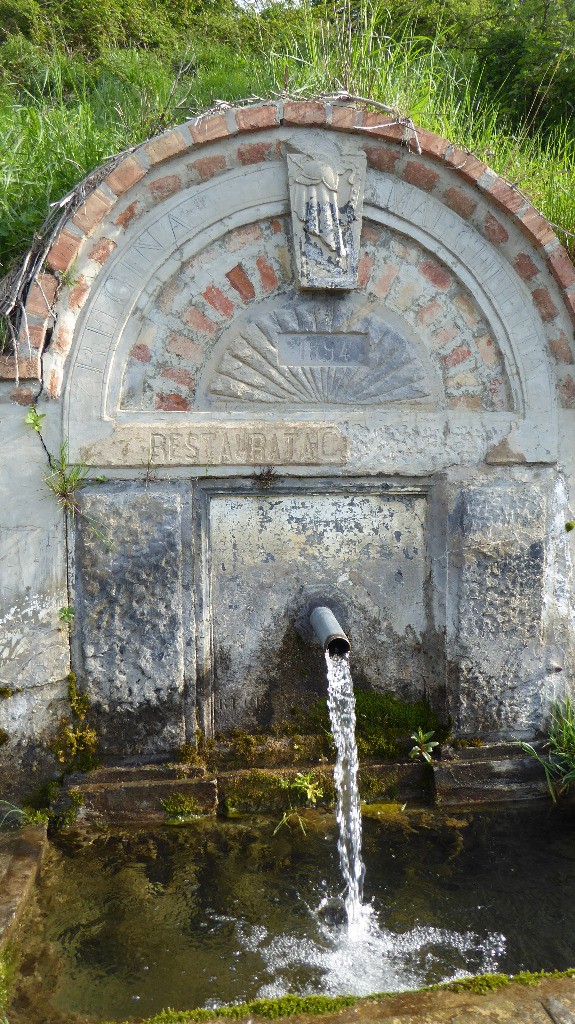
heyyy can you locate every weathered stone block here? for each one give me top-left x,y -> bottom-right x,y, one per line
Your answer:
448,481 -> 553,736
74,485 -> 188,759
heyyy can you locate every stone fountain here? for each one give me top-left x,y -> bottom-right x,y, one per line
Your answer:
0,101 -> 574,799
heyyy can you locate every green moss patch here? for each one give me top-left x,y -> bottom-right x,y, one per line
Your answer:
0,946 -> 17,1015
104,993 -> 359,1024
306,689 -> 446,761
102,967 -> 575,1024
161,793 -> 203,823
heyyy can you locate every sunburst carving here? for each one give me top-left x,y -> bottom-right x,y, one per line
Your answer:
203,300 -> 432,406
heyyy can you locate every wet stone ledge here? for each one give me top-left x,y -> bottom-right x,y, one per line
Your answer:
0,826 -> 47,951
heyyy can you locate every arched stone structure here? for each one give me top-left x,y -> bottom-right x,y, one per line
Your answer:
1,101 -> 575,782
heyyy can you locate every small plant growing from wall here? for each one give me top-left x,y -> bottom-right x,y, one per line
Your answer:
274,771 -> 324,835
521,697 -> 575,801
409,727 -> 439,764
24,407 -> 108,538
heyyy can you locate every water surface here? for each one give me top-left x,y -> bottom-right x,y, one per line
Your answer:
9,803 -> 575,1023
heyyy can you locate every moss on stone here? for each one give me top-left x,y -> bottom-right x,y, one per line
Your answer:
219,767 -> 335,814
0,945 -> 16,1014
0,728 -> 8,746
101,967 -> 575,1024
0,687 -> 19,699
305,689 -> 446,761
437,972 -> 511,994
178,742 -> 207,770
358,768 -> 399,802
103,993 -> 360,1023
161,792 -> 203,822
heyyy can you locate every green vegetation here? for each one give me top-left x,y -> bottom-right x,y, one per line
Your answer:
0,797 -> 50,828
307,688 -> 444,760
104,993 -> 360,1024
161,792 -> 203,822
45,442 -> 90,519
50,671 -> 98,772
102,967 -> 575,1023
219,766 -> 335,816
0,946 -> 16,1016
0,0 -> 574,285
274,770 -> 325,834
521,696 -> 575,801
409,727 -> 439,763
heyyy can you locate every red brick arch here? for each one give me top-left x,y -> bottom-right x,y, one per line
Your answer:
5,99 -> 575,408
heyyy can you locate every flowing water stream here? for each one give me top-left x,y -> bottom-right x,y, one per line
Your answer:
324,651 -> 367,933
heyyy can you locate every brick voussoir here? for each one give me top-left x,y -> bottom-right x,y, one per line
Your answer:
329,105 -> 362,130
72,188 -> 115,234
234,104 -> 280,132
416,128 -> 451,159
105,154 -> 147,197
188,113 -> 231,145
283,100 -> 327,126
547,246 -> 575,290
145,129 -> 189,166
46,227 -> 85,273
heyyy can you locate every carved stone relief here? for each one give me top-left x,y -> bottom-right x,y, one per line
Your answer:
200,299 -> 433,407
287,147 -> 366,289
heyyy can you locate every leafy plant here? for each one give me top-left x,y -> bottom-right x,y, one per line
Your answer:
280,771 -> 323,806
0,800 -> 26,829
409,726 -> 439,764
23,405 -> 45,432
521,697 -> 575,802
58,605 -> 74,623
0,799 -> 48,829
45,441 -> 89,518
274,771 -> 324,835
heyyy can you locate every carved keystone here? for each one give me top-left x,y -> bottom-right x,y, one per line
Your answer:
287,146 -> 366,290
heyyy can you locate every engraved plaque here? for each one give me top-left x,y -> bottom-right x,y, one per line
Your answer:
277,332 -> 369,367
79,423 -> 349,467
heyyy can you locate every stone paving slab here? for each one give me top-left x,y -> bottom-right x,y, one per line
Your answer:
291,979 -> 575,1024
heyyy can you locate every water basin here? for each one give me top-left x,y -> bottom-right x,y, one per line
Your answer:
7,803 -> 575,1023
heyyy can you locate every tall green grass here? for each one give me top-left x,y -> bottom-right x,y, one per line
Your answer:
262,1 -> 575,251
0,38 -> 271,273
0,0 -> 574,276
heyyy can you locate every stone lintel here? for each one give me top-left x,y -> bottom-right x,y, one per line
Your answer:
79,422 -> 349,467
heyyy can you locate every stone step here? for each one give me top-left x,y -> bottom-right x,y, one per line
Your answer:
442,741 -> 545,761
433,754 -> 549,805
61,773 -> 218,825
70,764 -> 206,786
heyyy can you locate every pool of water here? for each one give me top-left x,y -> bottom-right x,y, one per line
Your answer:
8,803 -> 575,1023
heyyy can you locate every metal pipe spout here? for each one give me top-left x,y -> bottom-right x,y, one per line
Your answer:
310,606 -> 350,657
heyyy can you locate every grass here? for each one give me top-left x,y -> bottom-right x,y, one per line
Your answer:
262,1 -> 575,250
0,0 -> 574,280
0,37 -> 271,275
